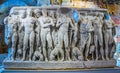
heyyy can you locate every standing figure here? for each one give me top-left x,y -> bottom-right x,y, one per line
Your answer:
4,16 -> 13,60
17,10 -> 26,60
93,13 -> 105,60
11,17 -> 19,60
34,9 -> 42,49
4,10 -> 19,60
49,11 -> 58,47
79,17 -> 94,61
70,20 -> 78,47
104,18 -> 114,60
38,9 -> 54,61
20,9 -> 36,61
56,14 -> 74,61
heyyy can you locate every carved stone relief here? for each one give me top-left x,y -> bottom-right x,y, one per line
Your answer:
3,7 -> 116,69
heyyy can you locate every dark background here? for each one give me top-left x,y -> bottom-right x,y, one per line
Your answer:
0,0 -> 5,4
0,0 -> 8,54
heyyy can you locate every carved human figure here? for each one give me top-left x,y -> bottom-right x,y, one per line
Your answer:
50,44 -> 64,61
93,13 -> 105,60
17,10 -> 26,59
33,47 -> 43,61
72,47 -> 83,61
34,9 -> 42,49
104,17 -> 114,60
86,15 -> 96,45
86,17 -> 95,60
48,11 -> 56,28
4,10 -> 19,60
38,9 -> 54,61
56,14 -> 74,61
79,16 -> 94,61
70,20 -> 78,47
4,16 -> 13,60
11,18 -> 19,60
20,9 -> 36,61
4,16 -> 12,47
49,11 -> 58,47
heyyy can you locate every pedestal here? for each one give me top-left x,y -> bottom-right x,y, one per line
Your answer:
4,59 -> 116,70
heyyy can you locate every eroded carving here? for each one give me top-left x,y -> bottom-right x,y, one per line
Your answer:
4,7 -> 116,63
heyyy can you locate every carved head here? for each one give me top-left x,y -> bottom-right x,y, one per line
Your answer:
9,8 -> 14,15
9,9 -> 18,17
19,10 -> 26,18
49,11 -> 55,18
26,8 -> 33,16
34,9 -> 41,18
42,9 -> 47,17
98,12 -> 104,19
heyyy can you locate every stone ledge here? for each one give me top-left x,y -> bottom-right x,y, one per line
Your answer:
2,68 -> 120,73
4,59 -> 116,70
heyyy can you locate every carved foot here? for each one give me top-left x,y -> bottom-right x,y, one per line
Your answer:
10,58 -> 14,61
59,58 -> 64,61
21,58 -> 25,61
85,57 -> 90,61
59,60 -> 64,62
95,57 -> 99,61
102,57 -> 105,60
106,57 -> 110,60
66,58 -> 71,61
68,57 -> 72,61
45,58 -> 48,62
29,59 -> 32,61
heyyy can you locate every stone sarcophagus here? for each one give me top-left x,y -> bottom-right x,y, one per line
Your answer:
3,6 -> 116,70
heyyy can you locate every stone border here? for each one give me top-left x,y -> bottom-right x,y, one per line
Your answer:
11,6 -> 108,12
4,6 -> 113,70
4,60 -> 116,70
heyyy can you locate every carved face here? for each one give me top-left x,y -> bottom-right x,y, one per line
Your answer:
19,11 -> 25,18
42,9 -> 47,17
36,13 -> 41,18
34,9 -> 41,18
26,9 -> 32,16
9,9 -> 18,16
49,11 -> 55,18
9,10 -> 18,17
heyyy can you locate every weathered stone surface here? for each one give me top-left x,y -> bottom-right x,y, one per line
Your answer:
4,59 -> 116,70
3,6 -> 116,70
